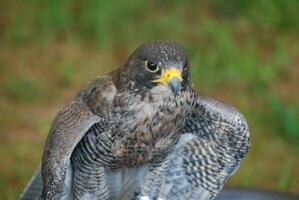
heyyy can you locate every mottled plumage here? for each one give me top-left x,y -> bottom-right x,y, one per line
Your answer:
20,41 -> 250,200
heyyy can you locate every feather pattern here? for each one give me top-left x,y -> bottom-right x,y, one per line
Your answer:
19,165 -> 43,200
158,92 -> 250,200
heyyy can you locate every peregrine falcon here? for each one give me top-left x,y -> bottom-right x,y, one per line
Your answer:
20,41 -> 250,200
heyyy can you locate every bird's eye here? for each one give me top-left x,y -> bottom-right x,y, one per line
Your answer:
145,60 -> 159,73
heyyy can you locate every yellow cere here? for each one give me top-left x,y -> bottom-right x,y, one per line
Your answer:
152,67 -> 182,85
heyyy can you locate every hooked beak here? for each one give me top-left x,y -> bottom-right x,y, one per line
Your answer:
152,67 -> 182,96
168,76 -> 181,96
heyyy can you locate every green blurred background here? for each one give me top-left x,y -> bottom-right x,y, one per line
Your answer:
0,0 -> 299,199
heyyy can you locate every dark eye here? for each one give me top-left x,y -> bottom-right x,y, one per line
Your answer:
145,60 -> 159,73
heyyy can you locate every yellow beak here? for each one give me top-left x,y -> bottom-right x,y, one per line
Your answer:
152,67 -> 182,85
152,67 -> 182,95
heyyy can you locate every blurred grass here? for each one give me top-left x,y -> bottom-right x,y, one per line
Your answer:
0,0 -> 299,199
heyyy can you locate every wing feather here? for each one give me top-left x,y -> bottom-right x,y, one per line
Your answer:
41,101 -> 102,199
19,165 -> 43,200
160,92 -> 250,200
20,74 -> 117,199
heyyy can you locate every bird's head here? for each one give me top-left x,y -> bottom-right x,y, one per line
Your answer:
123,41 -> 190,96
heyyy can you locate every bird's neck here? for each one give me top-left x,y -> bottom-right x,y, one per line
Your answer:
111,67 -> 132,90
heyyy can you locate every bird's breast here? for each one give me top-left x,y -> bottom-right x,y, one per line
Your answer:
109,91 -> 192,166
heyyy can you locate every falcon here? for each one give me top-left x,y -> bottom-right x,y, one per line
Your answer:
20,41 -> 250,200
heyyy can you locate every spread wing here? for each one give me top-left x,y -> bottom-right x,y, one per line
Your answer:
40,101 -> 102,199
160,92 -> 250,200
20,102 -> 102,200
19,74 -> 116,200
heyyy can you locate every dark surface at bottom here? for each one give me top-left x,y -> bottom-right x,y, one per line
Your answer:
216,188 -> 299,200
